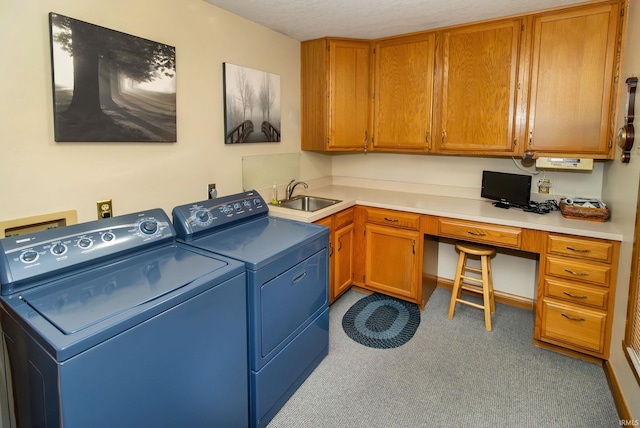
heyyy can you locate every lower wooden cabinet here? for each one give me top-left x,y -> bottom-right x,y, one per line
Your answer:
535,233 -> 618,359
361,208 -> 423,306
315,208 -> 354,303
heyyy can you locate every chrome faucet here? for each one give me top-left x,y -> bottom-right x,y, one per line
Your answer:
286,179 -> 308,200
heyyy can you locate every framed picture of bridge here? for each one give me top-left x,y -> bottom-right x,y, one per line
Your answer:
49,13 -> 176,142
223,63 -> 281,144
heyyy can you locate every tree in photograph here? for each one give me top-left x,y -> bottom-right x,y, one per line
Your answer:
50,13 -> 175,121
259,73 -> 276,122
234,67 -> 255,122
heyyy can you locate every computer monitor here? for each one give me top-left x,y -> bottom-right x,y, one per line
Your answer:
481,170 -> 532,209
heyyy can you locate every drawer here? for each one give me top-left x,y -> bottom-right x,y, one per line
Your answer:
366,208 -> 420,230
544,278 -> 609,310
545,256 -> 610,287
334,208 -> 354,230
540,299 -> 606,354
438,218 -> 521,248
547,234 -> 613,263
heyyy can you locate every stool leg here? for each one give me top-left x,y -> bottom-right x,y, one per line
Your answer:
481,255 -> 492,331
448,250 -> 466,319
487,257 -> 495,313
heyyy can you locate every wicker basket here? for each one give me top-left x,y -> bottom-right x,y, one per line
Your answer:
559,200 -> 610,222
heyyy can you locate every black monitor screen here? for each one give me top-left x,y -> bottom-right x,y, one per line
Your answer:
481,171 -> 532,208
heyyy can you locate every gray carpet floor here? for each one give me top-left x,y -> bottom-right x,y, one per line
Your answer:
267,287 -> 619,428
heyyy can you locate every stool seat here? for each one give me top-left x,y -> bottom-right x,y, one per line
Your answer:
448,242 -> 496,331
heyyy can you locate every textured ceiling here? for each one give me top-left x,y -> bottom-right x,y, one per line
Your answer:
202,0 -> 589,41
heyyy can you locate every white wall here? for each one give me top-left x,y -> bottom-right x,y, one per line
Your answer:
0,0 -> 330,225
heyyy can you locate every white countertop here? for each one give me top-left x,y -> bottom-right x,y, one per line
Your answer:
267,185 -> 623,241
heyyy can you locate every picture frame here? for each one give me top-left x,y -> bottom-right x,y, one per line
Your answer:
223,63 -> 281,144
49,12 -> 177,142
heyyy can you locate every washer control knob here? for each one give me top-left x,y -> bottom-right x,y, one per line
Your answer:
51,243 -> 67,255
20,250 -> 39,263
78,238 -> 93,249
140,220 -> 158,235
102,232 -> 115,243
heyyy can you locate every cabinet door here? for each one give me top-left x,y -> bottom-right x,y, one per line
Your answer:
334,223 -> 354,300
364,223 -> 421,301
314,216 -> 335,302
435,19 -> 521,155
329,40 -> 371,150
301,38 -> 329,151
373,33 -> 435,152
526,3 -> 620,157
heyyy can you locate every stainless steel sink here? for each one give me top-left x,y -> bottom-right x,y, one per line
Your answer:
278,195 -> 341,212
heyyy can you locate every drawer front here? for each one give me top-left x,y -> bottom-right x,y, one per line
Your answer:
540,299 -> 606,354
545,256 -> 610,287
547,234 -> 613,263
438,218 -> 521,248
366,208 -> 420,230
334,208 -> 354,230
544,278 -> 608,310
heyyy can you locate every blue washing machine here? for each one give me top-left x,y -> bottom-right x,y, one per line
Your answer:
172,190 -> 329,428
0,209 -> 249,428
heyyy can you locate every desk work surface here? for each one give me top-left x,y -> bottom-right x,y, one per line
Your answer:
268,185 -> 623,241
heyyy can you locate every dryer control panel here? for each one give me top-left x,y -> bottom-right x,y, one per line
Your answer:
0,209 -> 175,295
172,190 -> 268,241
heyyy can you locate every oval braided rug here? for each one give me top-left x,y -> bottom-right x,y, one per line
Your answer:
342,293 -> 420,349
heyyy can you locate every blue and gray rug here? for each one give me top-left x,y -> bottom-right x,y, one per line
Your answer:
341,293 -> 420,349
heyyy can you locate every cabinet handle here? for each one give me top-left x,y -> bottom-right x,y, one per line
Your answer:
425,130 -> 430,148
561,313 -> 586,322
442,130 -> 447,144
528,130 -> 533,147
384,217 -> 399,223
337,237 -> 342,251
566,246 -> 591,253
412,240 -> 416,255
564,269 -> 589,277
562,291 -> 588,299
329,242 -> 334,257
467,230 -> 486,237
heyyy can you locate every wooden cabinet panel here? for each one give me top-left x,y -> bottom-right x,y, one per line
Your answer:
366,207 -> 421,230
525,3 -> 620,157
546,234 -> 614,263
334,222 -> 354,299
364,223 -> 421,300
434,19 -> 521,155
373,33 -> 435,152
330,40 -> 371,150
315,208 -> 355,303
540,299 -> 607,353
544,278 -> 609,310
437,218 -> 522,248
545,256 -> 611,287
301,38 -> 370,151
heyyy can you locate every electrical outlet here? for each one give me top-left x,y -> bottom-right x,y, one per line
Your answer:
208,183 -> 217,199
97,199 -> 113,219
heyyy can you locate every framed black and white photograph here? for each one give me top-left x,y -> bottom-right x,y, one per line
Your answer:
223,63 -> 281,144
49,13 -> 176,142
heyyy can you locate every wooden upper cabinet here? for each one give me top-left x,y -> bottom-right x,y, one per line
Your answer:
301,38 -> 370,152
433,19 -> 522,155
525,2 -> 621,158
372,33 -> 435,152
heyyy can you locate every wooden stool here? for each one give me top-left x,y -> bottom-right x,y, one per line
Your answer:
447,242 -> 496,331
